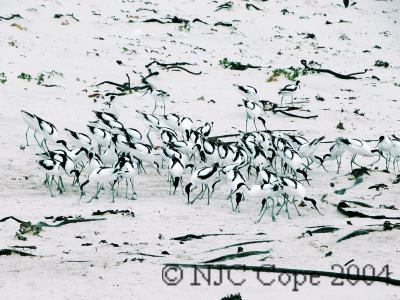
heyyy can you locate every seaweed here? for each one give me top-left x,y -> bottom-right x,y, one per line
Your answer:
171,233 -> 237,242
375,60 -> 389,68
337,200 -> 400,219
203,250 -> 271,263
219,58 -> 261,71
92,209 -> 135,218
204,240 -> 274,253
0,72 -> 7,84
301,59 -> 368,80
216,1 -> 233,11
0,249 -> 35,257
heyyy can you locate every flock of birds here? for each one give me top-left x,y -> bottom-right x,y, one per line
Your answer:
20,81 -> 400,222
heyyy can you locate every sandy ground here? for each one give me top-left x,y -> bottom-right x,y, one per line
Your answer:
0,0 -> 400,299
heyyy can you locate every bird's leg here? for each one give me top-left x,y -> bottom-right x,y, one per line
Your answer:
59,176 -> 66,191
269,198 -> 276,222
25,128 -> 30,146
280,95 -> 284,106
47,176 -> 54,197
245,117 -> 248,132
129,179 -> 137,199
111,183 -> 116,203
368,155 -> 381,167
285,196 -> 291,219
336,157 -> 341,174
53,176 -> 62,194
190,185 -> 204,204
43,174 -> 49,185
152,101 -> 157,114
350,154 -> 356,170
34,132 -> 41,148
253,118 -> 258,131
163,99 -> 166,115
257,198 -> 270,223
88,183 -> 101,202
146,130 -> 154,148
229,191 -> 235,211
276,199 -> 284,216
125,178 -> 129,198
140,161 -> 147,174
292,197 -> 301,216
207,186 -> 211,205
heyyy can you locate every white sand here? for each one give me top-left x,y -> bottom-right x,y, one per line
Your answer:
0,0 -> 399,299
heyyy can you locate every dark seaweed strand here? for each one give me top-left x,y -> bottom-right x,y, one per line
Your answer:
165,66 -> 202,75
203,240 -> 274,253
0,14 -> 22,20
165,263 -> 400,286
301,60 -> 368,80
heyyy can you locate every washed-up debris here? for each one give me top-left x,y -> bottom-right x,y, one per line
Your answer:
375,60 -> 389,68
299,226 -> 339,238
337,221 -> 400,242
301,59 -> 368,80
203,250 -> 271,263
246,4 -> 262,11
0,249 -> 35,257
54,13 -> 79,22
0,215 -> 106,238
0,14 -> 22,21
11,245 -> 37,250
334,177 -> 363,195
337,200 -> 400,219
350,167 -> 370,178
216,1 -> 233,11
368,183 -> 388,191
204,240 -> 274,253
171,233 -> 237,242
259,101 -> 318,119
165,263 -> 400,286
219,58 -> 261,71
119,251 -> 165,258
92,209 -> 135,218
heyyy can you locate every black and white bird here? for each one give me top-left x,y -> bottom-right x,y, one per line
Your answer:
87,125 -> 112,151
80,166 -> 122,202
185,163 -> 221,204
242,100 -> 266,132
234,84 -> 258,100
65,128 -> 92,149
275,177 -> 321,219
36,116 -> 59,149
278,80 -> 300,106
337,137 -> 381,169
168,156 -> 187,195
21,110 -> 40,146
149,88 -> 170,114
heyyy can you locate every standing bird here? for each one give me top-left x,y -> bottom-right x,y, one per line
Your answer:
338,138 -> 381,170
168,156 -> 186,195
242,100 -> 266,132
149,88 -> 170,114
185,163 -> 220,204
21,110 -> 40,146
80,166 -> 121,202
65,128 -> 92,149
233,84 -> 258,100
278,80 -> 300,106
